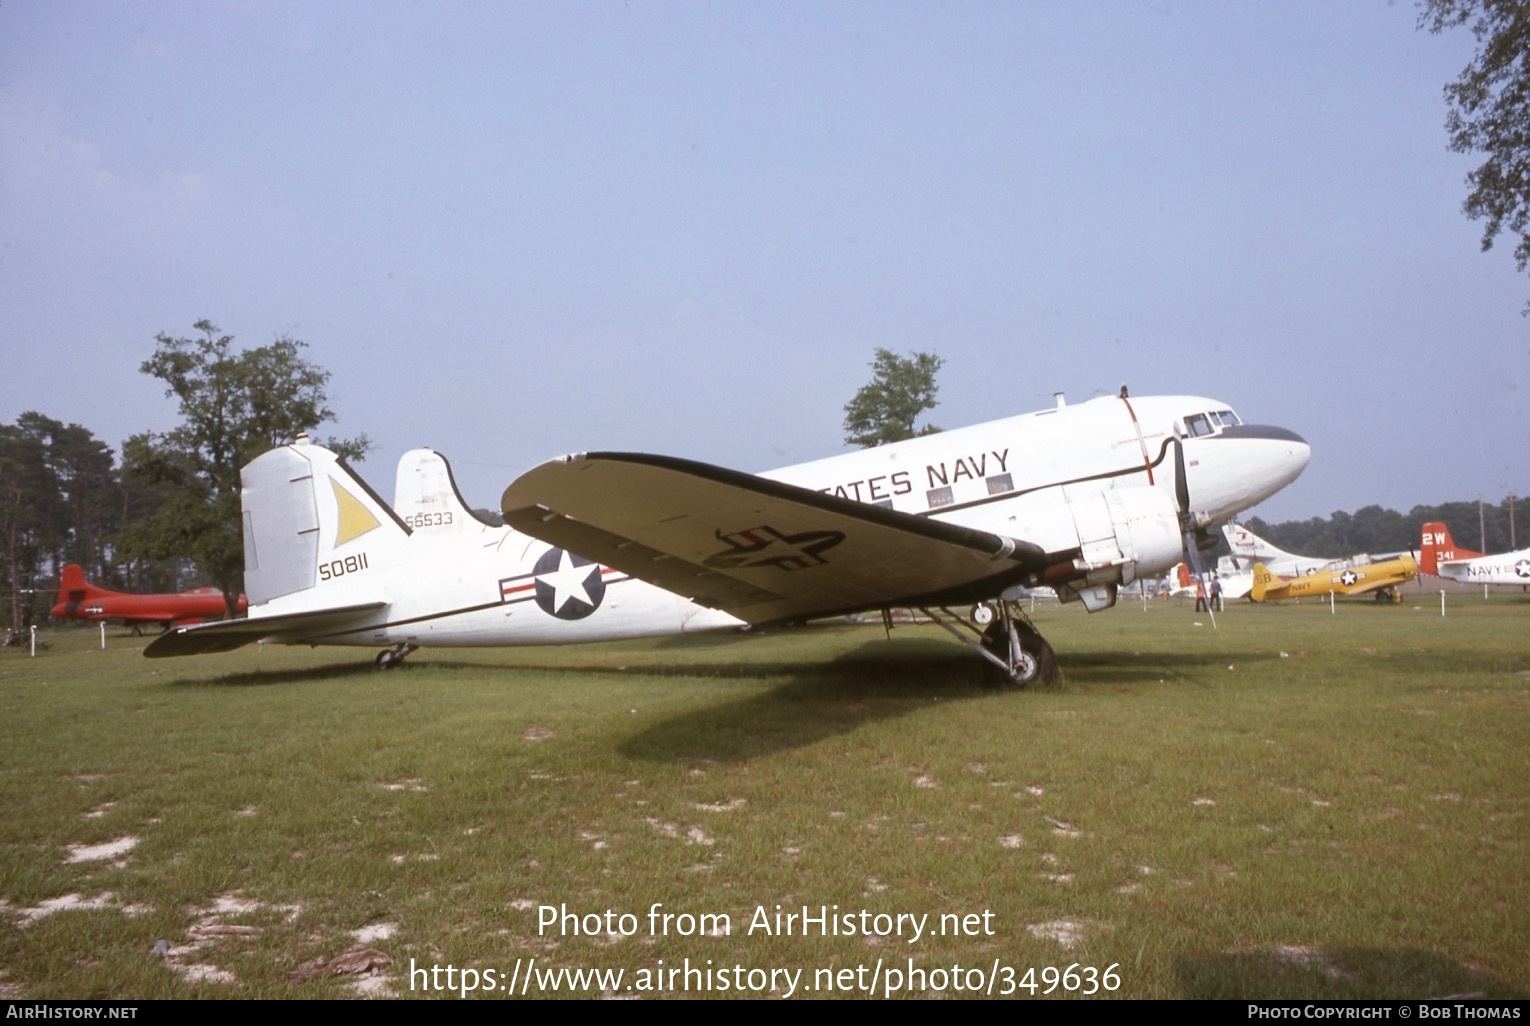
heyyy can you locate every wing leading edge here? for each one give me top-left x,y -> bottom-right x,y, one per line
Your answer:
501,452 -> 1049,625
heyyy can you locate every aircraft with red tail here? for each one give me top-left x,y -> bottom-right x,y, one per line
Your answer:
51,565 -> 246,632
1419,522 -> 1530,586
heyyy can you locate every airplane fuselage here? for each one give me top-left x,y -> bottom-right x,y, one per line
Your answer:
1251,553 -> 1419,602
52,565 -> 245,628
760,393 -> 1308,610
1436,555 -> 1530,585
220,442 -> 742,654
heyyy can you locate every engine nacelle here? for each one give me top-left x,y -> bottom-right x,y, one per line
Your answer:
1052,485 -> 1183,610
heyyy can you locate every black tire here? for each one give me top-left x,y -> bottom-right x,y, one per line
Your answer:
980,620 -> 1058,687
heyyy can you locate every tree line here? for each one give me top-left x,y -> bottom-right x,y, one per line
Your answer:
1242,496 -> 1524,562
0,322 -> 365,632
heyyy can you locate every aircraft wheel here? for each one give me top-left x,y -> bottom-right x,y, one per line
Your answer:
970,601 -> 997,627
981,620 -> 1057,687
1008,647 -> 1041,686
375,650 -> 396,670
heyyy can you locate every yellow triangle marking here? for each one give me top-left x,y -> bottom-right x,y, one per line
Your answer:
331,478 -> 380,546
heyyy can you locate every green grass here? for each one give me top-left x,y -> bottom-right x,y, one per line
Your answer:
1,593 -> 1526,999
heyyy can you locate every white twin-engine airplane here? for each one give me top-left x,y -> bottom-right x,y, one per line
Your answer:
148,391 -> 1309,683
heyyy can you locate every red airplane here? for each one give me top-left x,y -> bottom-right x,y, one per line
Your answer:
51,565 -> 247,633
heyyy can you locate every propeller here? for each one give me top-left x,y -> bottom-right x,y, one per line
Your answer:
1173,436 -> 1216,627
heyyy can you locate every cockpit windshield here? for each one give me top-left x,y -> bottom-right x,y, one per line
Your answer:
1181,408 -> 1242,437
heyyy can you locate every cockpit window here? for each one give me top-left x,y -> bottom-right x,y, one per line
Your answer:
1185,413 -> 1214,437
1211,409 -> 1241,427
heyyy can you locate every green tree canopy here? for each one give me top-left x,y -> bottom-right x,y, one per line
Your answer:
842,348 -> 944,448
122,321 -> 369,616
15,412 -> 122,583
0,424 -> 54,632
1245,492 -> 1524,557
1420,1 -> 1530,297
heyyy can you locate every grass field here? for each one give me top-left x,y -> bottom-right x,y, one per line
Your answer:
1,593 -> 1526,1000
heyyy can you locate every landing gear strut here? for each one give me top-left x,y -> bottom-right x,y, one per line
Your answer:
374,643 -> 418,670
921,601 -> 1058,686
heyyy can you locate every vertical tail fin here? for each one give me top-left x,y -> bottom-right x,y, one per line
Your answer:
241,437 -> 411,608
52,563 -> 110,618
392,448 -> 499,536
58,564 -> 100,598
1250,562 -> 1273,602
1419,521 -> 1482,576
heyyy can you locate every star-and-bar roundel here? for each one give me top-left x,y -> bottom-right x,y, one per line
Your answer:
531,547 -> 606,620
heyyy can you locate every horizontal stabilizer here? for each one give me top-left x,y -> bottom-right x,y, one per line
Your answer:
502,452 -> 1048,624
142,602 -> 387,658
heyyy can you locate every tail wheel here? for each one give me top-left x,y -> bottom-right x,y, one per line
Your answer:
374,643 -> 417,670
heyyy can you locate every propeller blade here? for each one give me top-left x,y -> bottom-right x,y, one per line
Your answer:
1173,435 -> 1191,517
1174,435 -> 1216,626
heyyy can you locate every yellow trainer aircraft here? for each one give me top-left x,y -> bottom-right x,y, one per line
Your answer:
1250,552 -> 1419,603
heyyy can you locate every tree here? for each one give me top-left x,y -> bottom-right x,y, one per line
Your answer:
1419,1 -> 1530,297
0,425 -> 54,633
122,321 -> 369,616
15,413 -> 122,583
842,349 -> 944,448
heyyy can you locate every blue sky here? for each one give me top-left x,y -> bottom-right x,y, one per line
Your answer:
2,1 -> 1524,524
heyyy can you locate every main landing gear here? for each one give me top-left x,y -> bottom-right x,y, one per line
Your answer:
920,601 -> 1058,687
374,643 -> 418,670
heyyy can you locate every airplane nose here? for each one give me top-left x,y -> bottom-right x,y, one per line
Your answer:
1189,424 -> 1310,518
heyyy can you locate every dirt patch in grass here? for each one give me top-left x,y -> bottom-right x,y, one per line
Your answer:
64,836 -> 137,863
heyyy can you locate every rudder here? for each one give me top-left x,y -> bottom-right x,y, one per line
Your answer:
392,448 -> 497,535
1418,521 -> 1481,576
242,437 -> 410,607
1250,562 -> 1274,602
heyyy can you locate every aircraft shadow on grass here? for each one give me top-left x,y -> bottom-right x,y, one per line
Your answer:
1059,648 -> 1288,687
621,657 -> 991,761
615,637 -> 994,763
1174,947 -> 1525,1000
164,661 -> 386,689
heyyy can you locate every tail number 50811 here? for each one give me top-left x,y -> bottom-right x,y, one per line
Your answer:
319,553 -> 370,581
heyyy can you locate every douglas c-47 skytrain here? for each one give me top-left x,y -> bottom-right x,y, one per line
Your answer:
149,390 -> 1310,683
